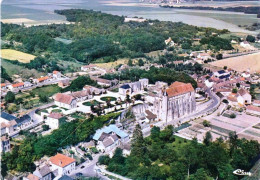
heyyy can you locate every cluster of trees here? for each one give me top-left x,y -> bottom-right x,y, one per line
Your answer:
200,36 -> 233,51
3,56 -> 61,73
62,75 -> 99,92
1,112 -> 120,176
1,9 -> 231,74
102,67 -> 197,88
246,35 -> 256,42
1,66 -> 12,82
99,125 -> 260,179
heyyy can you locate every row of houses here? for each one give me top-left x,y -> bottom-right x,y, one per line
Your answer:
0,112 -> 34,153
54,86 -> 105,109
1,112 -> 33,136
23,153 -> 76,180
1,71 -> 62,91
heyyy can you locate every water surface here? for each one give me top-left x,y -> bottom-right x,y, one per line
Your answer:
2,0 -> 259,34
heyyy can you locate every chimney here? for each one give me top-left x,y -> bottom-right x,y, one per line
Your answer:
59,160 -> 62,166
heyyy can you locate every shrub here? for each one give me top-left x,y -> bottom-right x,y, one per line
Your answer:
230,113 -> 236,119
202,120 -> 211,127
222,99 -> 228,104
98,155 -> 110,165
91,147 -> 99,154
42,125 -> 50,131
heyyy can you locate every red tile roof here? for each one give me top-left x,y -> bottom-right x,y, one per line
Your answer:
253,100 -> 260,104
247,105 -> 260,113
166,81 -> 194,97
238,89 -> 249,96
54,93 -> 75,105
53,71 -> 60,74
37,76 -> 49,82
50,153 -> 75,168
27,174 -> 39,180
12,82 -> 24,88
1,83 -> 6,87
48,112 -> 63,119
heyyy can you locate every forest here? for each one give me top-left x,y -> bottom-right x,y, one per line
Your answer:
1,9 -> 232,74
102,67 -> 198,88
99,125 -> 260,180
1,112 -> 120,176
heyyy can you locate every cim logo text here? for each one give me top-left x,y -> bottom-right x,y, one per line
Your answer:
233,169 -> 252,176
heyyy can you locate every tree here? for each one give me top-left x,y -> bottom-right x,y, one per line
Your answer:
189,168 -> 212,180
131,124 -> 145,157
98,155 -> 110,165
236,83 -> 240,88
229,131 -> 238,156
151,126 -> 160,141
5,91 -> 15,103
222,99 -> 228,104
203,131 -> 212,146
42,125 -> 49,131
246,35 -> 255,42
232,88 -> 237,93
112,148 -> 125,164
138,59 -> 144,66
7,104 -> 17,114
216,54 -> 223,60
29,91 -> 35,98
230,113 -> 236,119
39,94 -> 48,103
202,120 -> 211,127
223,66 -> 227,70
128,59 -> 133,66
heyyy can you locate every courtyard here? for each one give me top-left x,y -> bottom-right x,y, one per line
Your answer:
178,108 -> 260,143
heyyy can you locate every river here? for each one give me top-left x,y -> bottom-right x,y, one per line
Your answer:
1,0 -> 259,34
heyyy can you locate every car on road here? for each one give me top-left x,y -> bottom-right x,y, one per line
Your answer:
96,169 -> 105,176
76,173 -> 83,177
81,166 -> 85,169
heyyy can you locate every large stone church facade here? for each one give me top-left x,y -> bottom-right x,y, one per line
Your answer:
145,81 -> 196,123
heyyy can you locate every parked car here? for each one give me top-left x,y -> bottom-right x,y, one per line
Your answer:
76,173 -> 83,177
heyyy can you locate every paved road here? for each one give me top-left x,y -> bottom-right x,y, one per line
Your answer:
223,50 -> 260,59
70,154 -> 109,180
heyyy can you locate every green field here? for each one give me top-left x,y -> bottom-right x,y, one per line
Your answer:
31,85 -> 61,97
1,59 -> 44,79
1,49 -> 36,63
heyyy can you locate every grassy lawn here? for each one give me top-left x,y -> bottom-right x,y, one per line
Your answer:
31,84 -> 61,97
1,49 -> 36,63
51,109 -> 62,113
83,100 -> 102,106
2,59 -> 44,79
94,58 -> 128,69
100,96 -> 117,102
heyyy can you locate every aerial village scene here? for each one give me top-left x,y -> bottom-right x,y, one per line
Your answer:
1,0 -> 260,179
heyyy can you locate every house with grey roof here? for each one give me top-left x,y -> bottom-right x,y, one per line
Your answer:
15,114 -> 33,130
58,175 -> 74,180
24,165 -> 52,180
119,78 -> 148,96
1,112 -> 17,135
33,165 -> 52,180
93,124 -> 129,152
